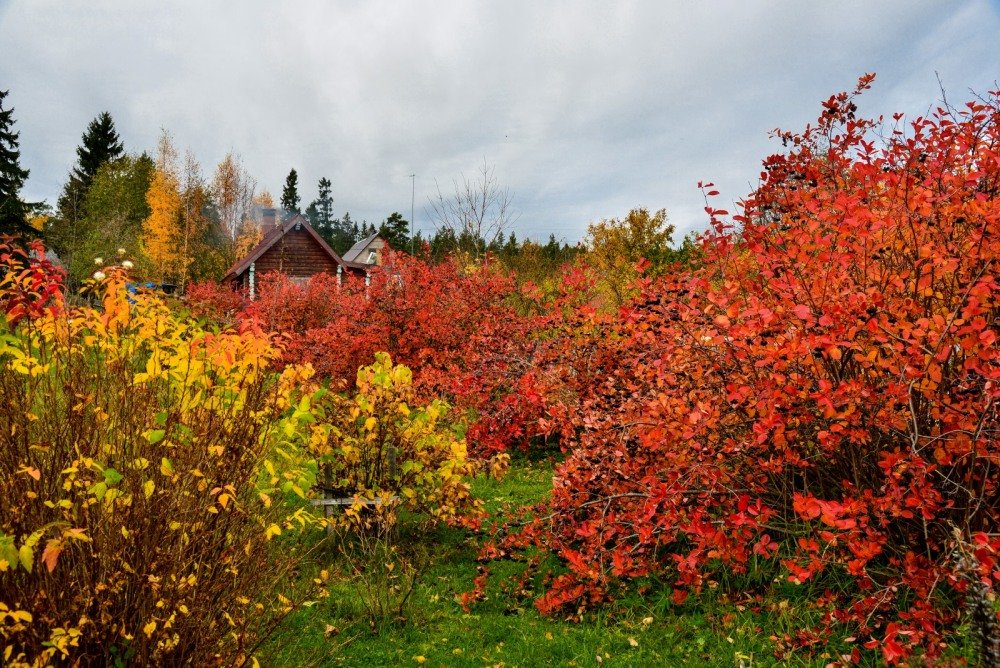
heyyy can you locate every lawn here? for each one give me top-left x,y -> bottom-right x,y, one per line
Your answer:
259,459 -> 941,667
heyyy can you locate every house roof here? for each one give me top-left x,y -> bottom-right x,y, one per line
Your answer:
342,232 -> 382,263
223,214 -> 363,280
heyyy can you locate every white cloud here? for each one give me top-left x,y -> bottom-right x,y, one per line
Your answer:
2,0 -> 998,243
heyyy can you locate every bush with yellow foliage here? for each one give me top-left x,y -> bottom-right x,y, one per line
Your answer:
0,240 -> 320,666
309,352 -> 481,527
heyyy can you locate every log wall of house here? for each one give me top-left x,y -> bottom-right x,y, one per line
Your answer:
253,227 -> 341,278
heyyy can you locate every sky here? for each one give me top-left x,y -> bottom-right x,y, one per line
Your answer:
2,0 -> 999,244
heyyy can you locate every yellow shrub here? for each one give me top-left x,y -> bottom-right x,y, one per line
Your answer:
0,264 -> 319,666
310,352 -> 481,525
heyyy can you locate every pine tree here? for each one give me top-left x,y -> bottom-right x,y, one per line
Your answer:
0,90 -> 34,238
281,168 -> 300,214
378,212 -> 410,251
58,153 -> 155,285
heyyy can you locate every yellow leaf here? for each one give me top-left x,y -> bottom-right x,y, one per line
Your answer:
18,545 -> 32,572
143,620 -> 157,637
144,480 -> 155,498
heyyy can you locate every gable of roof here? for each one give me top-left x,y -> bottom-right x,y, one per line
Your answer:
342,232 -> 382,263
223,214 -> 350,280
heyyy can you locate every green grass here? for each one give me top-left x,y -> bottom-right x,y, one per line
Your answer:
260,460 -> 972,667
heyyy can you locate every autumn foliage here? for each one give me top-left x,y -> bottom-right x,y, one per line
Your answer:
488,78 -> 1000,662
0,247 -> 321,665
307,352 -> 481,525
190,251 -> 548,456
10,75 -> 999,664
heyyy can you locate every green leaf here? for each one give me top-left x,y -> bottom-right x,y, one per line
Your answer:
0,535 -> 18,567
103,468 -> 123,486
145,429 -> 166,444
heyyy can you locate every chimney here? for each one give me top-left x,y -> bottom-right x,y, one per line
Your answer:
261,208 -> 277,228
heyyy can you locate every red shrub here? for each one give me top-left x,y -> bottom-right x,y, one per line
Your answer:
184,279 -> 247,324
0,238 -> 65,326
237,253 -> 547,454
506,77 -> 1000,663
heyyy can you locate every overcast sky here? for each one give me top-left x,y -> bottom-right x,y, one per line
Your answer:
2,1 -> 999,244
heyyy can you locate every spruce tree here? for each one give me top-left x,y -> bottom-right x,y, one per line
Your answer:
52,112 -> 125,255
0,89 -> 34,238
315,177 -> 333,228
281,168 -> 300,214
304,200 -> 320,227
305,176 -> 333,232
73,112 -> 124,190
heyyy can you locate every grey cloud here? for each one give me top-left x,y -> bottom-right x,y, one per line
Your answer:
2,0 -> 998,243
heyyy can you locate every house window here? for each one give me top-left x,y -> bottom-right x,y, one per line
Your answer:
366,249 -> 377,264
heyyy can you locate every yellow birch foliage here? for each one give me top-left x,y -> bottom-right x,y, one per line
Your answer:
253,189 -> 275,208
142,165 -> 183,283
235,218 -> 264,258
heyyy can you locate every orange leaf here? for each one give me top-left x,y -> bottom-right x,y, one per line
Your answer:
41,539 -> 63,573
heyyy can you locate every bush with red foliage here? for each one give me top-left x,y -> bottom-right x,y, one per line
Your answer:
500,77 -> 1000,663
0,238 -> 65,326
185,279 -> 248,325
228,253 -> 548,455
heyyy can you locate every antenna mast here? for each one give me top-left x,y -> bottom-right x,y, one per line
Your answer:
409,173 -> 416,254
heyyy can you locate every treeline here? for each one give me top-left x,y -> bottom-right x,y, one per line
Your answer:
36,112 -> 414,288
1,93 -> 693,297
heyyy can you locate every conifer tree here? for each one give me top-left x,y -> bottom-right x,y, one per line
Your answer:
0,89 -> 34,238
59,153 -> 154,284
281,168 -> 300,214
52,112 -> 125,256
73,112 -> 124,190
315,176 -> 333,228
378,212 -> 410,251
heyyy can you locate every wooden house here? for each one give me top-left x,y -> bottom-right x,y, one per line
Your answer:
222,212 -> 368,298
342,232 -> 388,266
